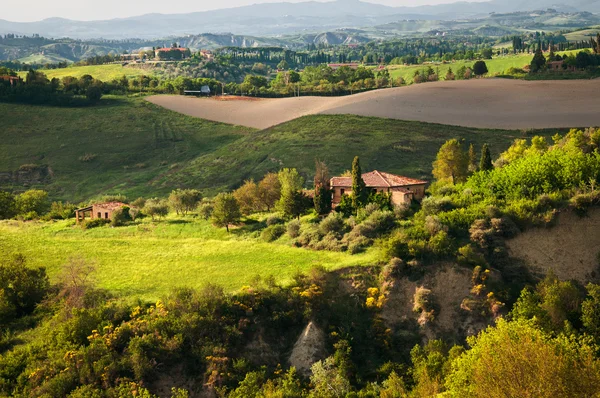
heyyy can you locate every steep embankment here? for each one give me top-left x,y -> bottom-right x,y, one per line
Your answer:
147,79 -> 600,130
507,209 -> 600,283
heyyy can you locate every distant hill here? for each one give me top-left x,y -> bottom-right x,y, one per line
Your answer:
0,32 -> 373,62
1,0 -> 599,40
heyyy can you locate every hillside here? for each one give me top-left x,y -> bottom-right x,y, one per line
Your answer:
2,0 -> 600,39
148,79 -> 600,130
0,96 -> 565,202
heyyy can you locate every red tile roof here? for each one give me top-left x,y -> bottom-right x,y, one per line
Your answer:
331,170 -> 427,188
93,201 -> 127,211
156,47 -> 188,52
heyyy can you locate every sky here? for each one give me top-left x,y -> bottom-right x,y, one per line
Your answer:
4,0 -> 485,22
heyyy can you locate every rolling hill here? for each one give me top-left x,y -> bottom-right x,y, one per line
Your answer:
1,0 -> 600,39
0,95 -> 564,202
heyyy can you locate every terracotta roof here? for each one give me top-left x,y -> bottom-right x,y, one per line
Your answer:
93,201 -> 127,210
156,47 -> 188,52
331,170 -> 427,188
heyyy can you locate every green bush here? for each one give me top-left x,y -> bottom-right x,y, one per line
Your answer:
261,224 -> 286,242
287,220 -> 301,238
266,215 -> 284,226
319,213 -> 347,237
45,201 -> 76,220
354,210 -> 396,238
82,218 -> 110,229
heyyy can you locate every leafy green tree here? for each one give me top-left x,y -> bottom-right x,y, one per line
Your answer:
582,283 -> 600,341
472,61 -> 488,77
143,198 -> 169,220
86,85 -> 102,103
0,191 -> 16,219
445,319 -> 600,397
310,357 -> 352,397
432,139 -> 469,184
277,60 -> 289,70
233,180 -> 260,215
530,46 -> 547,72
351,156 -> 368,210
479,144 -> 493,172
0,254 -> 50,322
314,160 -> 332,216
15,189 -> 49,217
211,193 -> 241,232
168,189 -> 202,216
277,168 -> 307,219
258,172 -> 281,211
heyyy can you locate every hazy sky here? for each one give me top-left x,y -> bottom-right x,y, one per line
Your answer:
4,0 -> 483,22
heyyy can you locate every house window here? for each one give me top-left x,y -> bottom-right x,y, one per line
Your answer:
97,212 -> 101,218
340,189 -> 345,196
105,212 -> 109,219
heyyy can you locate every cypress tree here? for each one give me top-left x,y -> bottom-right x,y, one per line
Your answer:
351,156 -> 367,210
468,143 -> 478,173
480,144 -> 493,172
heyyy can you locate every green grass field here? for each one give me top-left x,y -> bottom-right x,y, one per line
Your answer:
0,98 -> 252,202
18,64 -> 149,81
162,115 -> 560,193
387,54 -> 533,83
0,97 -> 561,201
565,27 -> 600,42
387,51 -> 582,83
0,217 -> 379,300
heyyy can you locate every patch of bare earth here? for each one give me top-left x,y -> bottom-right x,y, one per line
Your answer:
147,79 -> 600,129
381,265 -> 473,341
288,321 -> 326,376
507,208 -> 600,284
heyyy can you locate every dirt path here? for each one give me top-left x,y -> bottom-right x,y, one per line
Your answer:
147,79 -> 600,129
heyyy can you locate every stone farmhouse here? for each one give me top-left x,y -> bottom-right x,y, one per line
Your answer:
330,170 -> 427,207
75,202 -> 127,224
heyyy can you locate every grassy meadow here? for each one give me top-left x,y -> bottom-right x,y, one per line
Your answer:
18,64 -> 149,81
387,50 -> 583,83
163,114 -> 561,193
0,216 -> 379,301
0,97 -> 562,201
0,97 -> 252,202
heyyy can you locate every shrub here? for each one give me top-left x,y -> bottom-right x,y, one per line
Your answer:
16,189 -> 49,216
287,220 -> 301,238
46,201 -> 76,220
381,258 -> 405,280
356,203 -> 381,223
319,213 -> 346,237
266,215 -> 284,226
315,232 -> 347,252
143,198 -> 169,220
428,231 -> 455,258
413,286 -> 433,313
296,228 -> 322,248
261,224 -> 286,242
110,207 -> 131,227
347,235 -> 371,254
421,196 -> 454,215
198,201 -> 214,220
355,210 -> 396,238
82,218 -> 110,229
78,153 -> 97,162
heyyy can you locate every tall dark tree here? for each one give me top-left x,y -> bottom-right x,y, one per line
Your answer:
351,156 -> 368,210
468,143 -> 478,173
530,45 -> 546,73
473,61 -> 488,77
314,160 -> 332,216
480,144 -> 493,172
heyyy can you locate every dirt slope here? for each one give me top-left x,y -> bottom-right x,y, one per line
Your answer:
147,79 -> 600,129
507,209 -> 600,283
